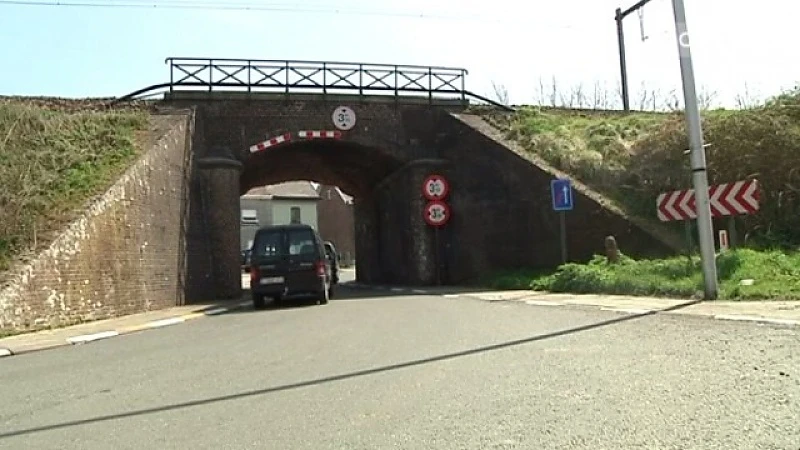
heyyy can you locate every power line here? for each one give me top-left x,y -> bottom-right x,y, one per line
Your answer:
0,0 -> 598,30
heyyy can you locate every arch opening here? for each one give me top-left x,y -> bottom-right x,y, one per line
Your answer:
237,140 -> 410,287
240,140 -> 404,199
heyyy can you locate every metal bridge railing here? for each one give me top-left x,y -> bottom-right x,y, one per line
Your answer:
164,57 -> 469,102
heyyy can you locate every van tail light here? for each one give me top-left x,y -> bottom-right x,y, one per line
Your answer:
315,260 -> 326,277
250,266 -> 259,282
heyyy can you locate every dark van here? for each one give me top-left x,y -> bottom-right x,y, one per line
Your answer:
249,224 -> 334,309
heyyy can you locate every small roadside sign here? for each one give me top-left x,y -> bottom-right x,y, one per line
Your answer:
423,200 -> 450,227
551,178 -> 574,211
422,174 -> 449,201
719,230 -> 729,252
332,106 -> 356,131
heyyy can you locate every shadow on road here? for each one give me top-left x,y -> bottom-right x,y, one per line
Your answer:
0,298 -> 702,440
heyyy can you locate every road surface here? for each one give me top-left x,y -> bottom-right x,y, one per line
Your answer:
1,276 -> 798,449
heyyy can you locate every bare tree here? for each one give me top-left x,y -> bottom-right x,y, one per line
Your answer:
571,84 -> 587,108
490,81 -> 510,106
549,76 -> 559,107
536,77 -> 547,106
637,82 -> 652,111
735,83 -> 761,109
663,89 -> 682,111
592,81 -> 611,109
696,86 -> 718,110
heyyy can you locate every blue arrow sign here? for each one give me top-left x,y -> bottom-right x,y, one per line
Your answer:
551,178 -> 574,211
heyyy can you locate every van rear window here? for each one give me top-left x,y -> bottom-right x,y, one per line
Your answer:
253,231 -> 282,257
288,229 -> 316,256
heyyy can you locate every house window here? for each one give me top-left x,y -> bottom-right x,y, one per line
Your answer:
241,209 -> 258,225
290,206 -> 301,224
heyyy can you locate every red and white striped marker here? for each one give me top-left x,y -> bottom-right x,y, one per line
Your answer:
656,179 -> 760,222
297,130 -> 342,139
719,230 -> 729,252
249,133 -> 292,153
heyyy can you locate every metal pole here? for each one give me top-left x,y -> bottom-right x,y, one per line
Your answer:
684,220 -> 694,256
559,211 -> 567,264
671,0 -> 718,300
615,8 -> 630,112
728,216 -> 738,249
434,226 -> 441,286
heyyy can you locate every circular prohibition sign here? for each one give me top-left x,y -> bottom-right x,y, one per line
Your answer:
422,174 -> 450,201
423,200 -> 451,227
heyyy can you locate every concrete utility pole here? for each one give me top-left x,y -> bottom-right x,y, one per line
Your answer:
670,0 -> 719,299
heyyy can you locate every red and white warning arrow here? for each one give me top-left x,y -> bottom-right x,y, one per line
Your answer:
656,179 -> 760,222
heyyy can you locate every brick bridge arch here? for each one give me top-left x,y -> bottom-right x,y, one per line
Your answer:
122,58 -> 677,303
175,96 -> 675,302
182,98 -> 467,300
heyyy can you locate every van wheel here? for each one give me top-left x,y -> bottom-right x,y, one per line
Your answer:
252,293 -> 266,310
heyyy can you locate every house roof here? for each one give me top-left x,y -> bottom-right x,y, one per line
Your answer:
312,183 -> 354,204
243,181 -> 320,199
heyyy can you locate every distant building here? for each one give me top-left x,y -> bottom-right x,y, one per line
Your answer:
240,181 -> 320,250
313,183 -> 356,266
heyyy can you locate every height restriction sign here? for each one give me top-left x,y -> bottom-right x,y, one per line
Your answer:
422,174 -> 449,201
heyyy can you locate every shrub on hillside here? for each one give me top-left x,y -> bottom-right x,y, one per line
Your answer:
625,97 -> 800,248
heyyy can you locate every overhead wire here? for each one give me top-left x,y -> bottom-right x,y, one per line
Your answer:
0,0 -> 603,30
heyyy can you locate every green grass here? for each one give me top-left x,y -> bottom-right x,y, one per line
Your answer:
0,100 -> 148,272
485,249 -> 800,301
477,87 -> 800,249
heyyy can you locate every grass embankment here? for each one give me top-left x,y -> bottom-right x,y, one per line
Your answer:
477,88 -> 800,300
485,249 -> 800,301
478,88 -> 800,250
0,99 -> 148,274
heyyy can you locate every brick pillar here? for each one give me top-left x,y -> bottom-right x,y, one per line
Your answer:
196,156 -> 243,300
373,159 -> 450,286
354,195 -> 380,284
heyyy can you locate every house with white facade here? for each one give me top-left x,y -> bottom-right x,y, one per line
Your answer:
240,181 -> 320,250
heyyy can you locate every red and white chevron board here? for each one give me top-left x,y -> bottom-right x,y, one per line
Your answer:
249,133 -> 292,153
656,179 -> 760,222
297,130 -> 342,139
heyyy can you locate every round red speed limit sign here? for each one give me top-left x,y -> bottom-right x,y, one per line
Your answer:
422,174 -> 449,201
423,200 -> 451,227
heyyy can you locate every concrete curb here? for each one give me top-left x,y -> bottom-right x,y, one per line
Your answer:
0,300 -> 253,358
346,282 -> 800,328
460,291 -> 800,328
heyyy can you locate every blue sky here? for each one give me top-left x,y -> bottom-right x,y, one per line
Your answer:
0,0 -> 797,108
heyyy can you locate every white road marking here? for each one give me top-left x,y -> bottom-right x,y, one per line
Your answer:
390,288 -> 404,292
66,331 -> 120,345
147,317 -> 185,328
525,300 -> 565,307
600,307 -> 654,315
443,294 -> 460,298
411,289 -> 428,294
203,307 -> 229,316
714,315 -> 800,326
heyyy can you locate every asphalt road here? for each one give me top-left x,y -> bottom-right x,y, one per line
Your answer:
0,277 -> 798,449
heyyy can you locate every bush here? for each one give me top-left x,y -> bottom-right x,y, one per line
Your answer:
488,249 -> 800,301
479,87 -> 800,250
